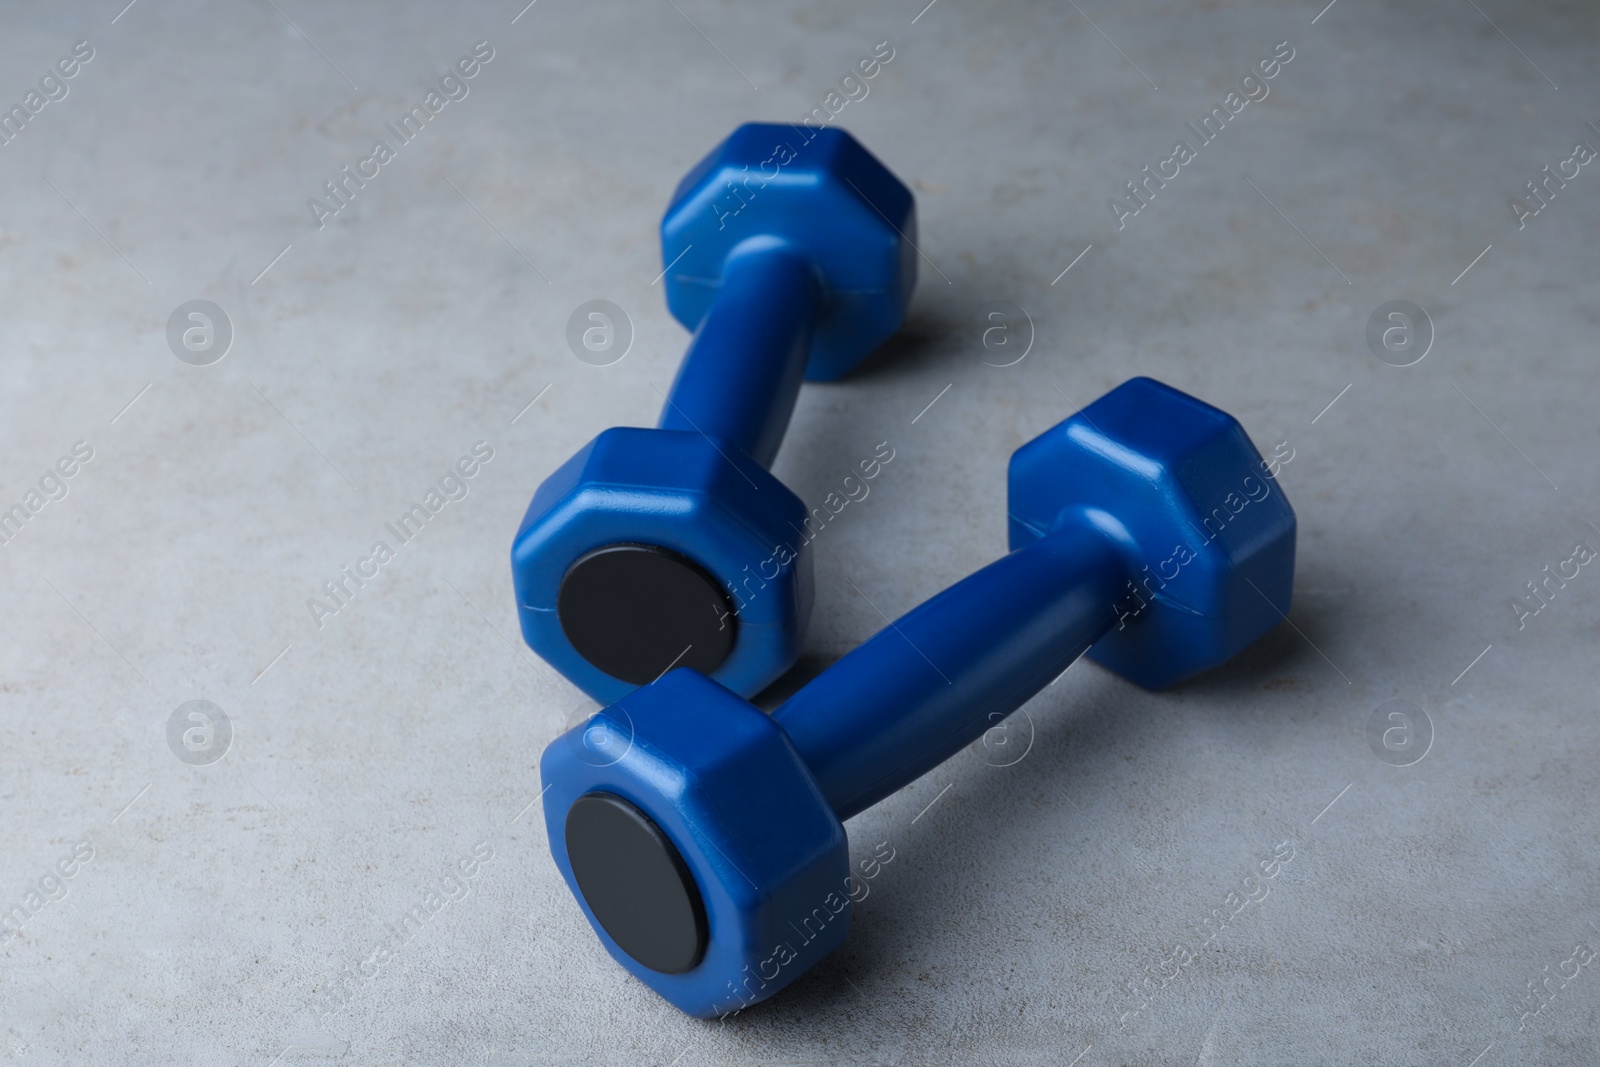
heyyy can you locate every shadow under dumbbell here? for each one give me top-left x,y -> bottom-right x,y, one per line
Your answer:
848,291 -> 1078,386
703,665 -> 1144,1025
840,312 -> 951,384
750,653 -> 836,712
710,605 -> 1342,1027
1187,611 -> 1334,695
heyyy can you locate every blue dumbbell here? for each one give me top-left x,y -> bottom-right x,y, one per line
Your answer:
513,124 -> 917,705
539,378 -> 1297,1017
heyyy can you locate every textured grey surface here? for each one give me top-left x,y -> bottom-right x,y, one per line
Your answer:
1,0 -> 1598,1063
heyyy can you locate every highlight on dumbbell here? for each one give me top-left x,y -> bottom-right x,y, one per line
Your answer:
539,377 -> 1297,1017
512,123 -> 918,704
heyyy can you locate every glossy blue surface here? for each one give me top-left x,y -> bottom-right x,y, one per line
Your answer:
656,241 -> 816,468
541,670 -> 850,1020
541,378 -> 1299,1016
661,123 -> 917,383
1009,376 -> 1297,688
774,523 -> 1125,821
511,428 -> 813,704
513,124 -> 917,703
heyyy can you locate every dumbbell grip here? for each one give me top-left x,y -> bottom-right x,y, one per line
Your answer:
773,523 -> 1125,822
656,242 -> 818,470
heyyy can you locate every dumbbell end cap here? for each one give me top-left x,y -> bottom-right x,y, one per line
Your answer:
557,544 -> 737,686
1008,377 -> 1297,689
513,427 -> 814,704
541,669 -> 849,1017
565,792 -> 708,974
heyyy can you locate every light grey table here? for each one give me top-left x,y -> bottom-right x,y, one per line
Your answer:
1,1 -> 1596,1063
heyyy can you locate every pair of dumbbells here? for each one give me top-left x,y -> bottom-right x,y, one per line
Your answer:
540,377 -> 1296,1017
513,123 -> 916,704
515,127 -> 1298,1018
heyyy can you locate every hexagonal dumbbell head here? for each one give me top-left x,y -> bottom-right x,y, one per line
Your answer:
541,668 -> 849,1019
1007,377 -> 1297,689
661,123 -> 917,383
513,428 -> 813,705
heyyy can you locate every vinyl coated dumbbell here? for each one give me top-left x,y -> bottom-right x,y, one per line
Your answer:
539,377 -> 1297,1017
513,124 -> 918,704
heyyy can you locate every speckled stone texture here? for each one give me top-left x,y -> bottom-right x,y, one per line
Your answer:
0,0 -> 1596,1063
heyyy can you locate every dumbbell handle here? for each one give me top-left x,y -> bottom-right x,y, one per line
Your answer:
773,521 -> 1125,821
656,240 -> 818,470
